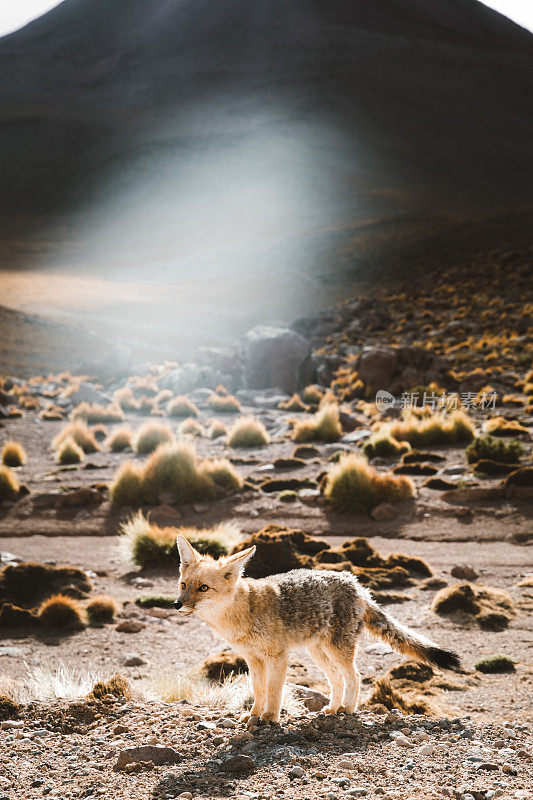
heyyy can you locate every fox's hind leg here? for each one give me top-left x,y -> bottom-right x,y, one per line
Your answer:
324,640 -> 360,714
308,642 -> 345,714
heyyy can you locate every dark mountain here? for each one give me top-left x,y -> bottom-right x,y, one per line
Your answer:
0,0 -> 532,282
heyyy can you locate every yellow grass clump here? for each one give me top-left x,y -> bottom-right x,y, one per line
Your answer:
301,385 -> 324,404
109,462 -> 143,506
227,416 -> 270,448
278,394 -> 309,412
86,595 -> 119,625
53,421 -> 100,454
1,441 -> 27,468
389,410 -> 474,448
55,438 -> 84,465
483,417 -> 529,437
324,454 -> 415,513
207,392 -> 242,414
134,422 -> 174,455
291,404 -> 342,443
0,466 -> 19,501
179,418 -> 205,437
167,395 -> 200,418
119,511 -> 241,568
208,419 -> 228,439
71,402 -> 125,423
38,594 -> 85,630
106,427 -> 133,452
113,387 -> 139,411
363,430 -> 410,459
110,441 -> 242,506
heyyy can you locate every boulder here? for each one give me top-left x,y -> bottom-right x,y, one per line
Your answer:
357,345 -> 449,397
240,326 -> 312,394
64,382 -> 110,405
79,344 -> 132,379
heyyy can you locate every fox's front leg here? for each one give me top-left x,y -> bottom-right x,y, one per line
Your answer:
241,656 -> 266,723
261,652 -> 289,724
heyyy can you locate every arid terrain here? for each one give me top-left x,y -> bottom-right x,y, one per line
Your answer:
0,244 -> 531,799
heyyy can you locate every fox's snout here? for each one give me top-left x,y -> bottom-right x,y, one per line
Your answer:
173,600 -> 183,610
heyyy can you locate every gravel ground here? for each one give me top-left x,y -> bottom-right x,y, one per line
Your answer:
0,699 -> 531,800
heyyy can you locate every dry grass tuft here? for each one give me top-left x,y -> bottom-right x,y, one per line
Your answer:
134,422 -> 174,455
1,441 -> 27,468
432,582 -> 515,630
301,385 -> 324,404
208,419 -> 228,439
227,416 -> 270,448
363,430 -> 410,459
483,417 -> 529,437
114,387 -> 139,411
90,674 -> 131,701
278,394 -> 309,412
111,441 -> 242,507
38,594 -> 85,630
167,395 -> 199,418
207,392 -> 242,414
119,511 -> 241,568
106,427 -> 133,452
71,402 -> 125,423
389,410 -> 475,448
53,421 -> 99,454
324,454 -> 414,513
291,404 -> 342,443
86,595 -> 119,625
179,418 -> 204,437
109,462 -> 143,507
55,437 -> 84,465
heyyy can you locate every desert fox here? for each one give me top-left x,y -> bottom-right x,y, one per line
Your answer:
175,537 -> 460,724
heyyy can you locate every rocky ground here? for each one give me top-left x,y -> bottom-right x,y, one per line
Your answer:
0,245 -> 531,799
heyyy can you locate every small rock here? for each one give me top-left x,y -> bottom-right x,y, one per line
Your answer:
451,564 -> 479,581
114,745 -> 181,771
476,762 -> 499,771
288,766 -> 304,778
115,620 -> 145,633
418,744 -> 434,756
371,503 -> 397,521
220,754 -> 255,773
122,653 -> 146,667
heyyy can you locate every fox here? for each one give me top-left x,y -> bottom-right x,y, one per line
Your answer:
174,536 -> 460,725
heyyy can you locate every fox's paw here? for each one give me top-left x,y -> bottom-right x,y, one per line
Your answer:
323,704 -> 346,715
259,712 -> 280,725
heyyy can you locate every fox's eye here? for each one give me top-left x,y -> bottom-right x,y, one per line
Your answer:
198,584 -> 210,592
180,582 -> 186,590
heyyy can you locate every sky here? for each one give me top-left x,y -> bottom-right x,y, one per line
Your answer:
0,0 -> 532,37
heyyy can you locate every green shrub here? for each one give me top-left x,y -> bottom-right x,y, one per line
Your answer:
466,436 -> 524,464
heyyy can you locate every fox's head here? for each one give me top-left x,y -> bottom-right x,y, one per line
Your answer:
174,536 -> 256,618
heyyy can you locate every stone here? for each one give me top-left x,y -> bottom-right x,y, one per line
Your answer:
288,766 -> 304,778
451,564 -> 479,581
80,344 -> 132,379
64,382 -> 110,405
220,754 -> 255,773
240,326 -> 311,394
114,745 -> 181,771
371,503 -> 397,521
290,685 -> 329,712
115,620 -> 145,633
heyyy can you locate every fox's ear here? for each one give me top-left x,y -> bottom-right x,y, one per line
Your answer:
177,536 -> 198,570
223,546 -> 256,578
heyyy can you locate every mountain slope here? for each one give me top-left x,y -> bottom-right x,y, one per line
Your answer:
0,0 -> 531,282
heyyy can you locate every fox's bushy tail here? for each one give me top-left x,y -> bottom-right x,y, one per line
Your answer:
363,597 -> 460,671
